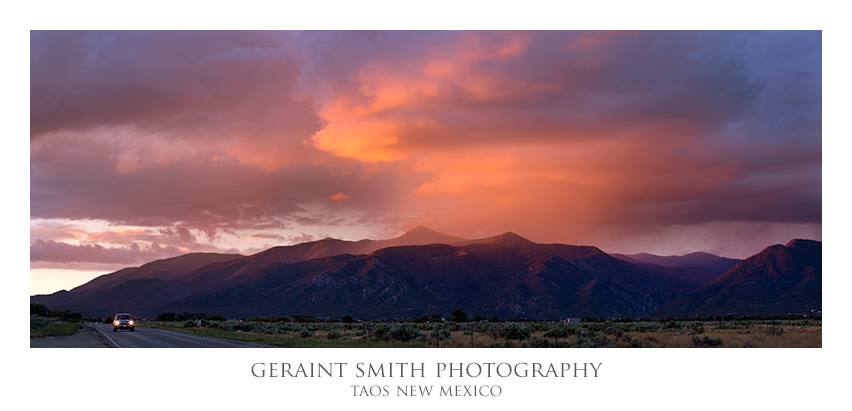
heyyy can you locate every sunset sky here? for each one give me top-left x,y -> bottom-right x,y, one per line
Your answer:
30,31 -> 822,294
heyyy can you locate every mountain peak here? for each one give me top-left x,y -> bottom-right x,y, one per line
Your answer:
785,238 -> 821,250
392,226 -> 464,246
485,231 -> 536,245
403,225 -> 440,236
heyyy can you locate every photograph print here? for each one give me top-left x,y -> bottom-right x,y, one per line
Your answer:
30,30 -> 821,348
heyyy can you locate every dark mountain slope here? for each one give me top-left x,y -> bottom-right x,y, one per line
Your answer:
30,252 -> 243,314
652,239 -> 821,317
30,227 -> 464,315
70,252 -> 244,295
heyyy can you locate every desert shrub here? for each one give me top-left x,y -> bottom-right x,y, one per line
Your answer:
691,322 -> 705,334
595,335 -> 613,347
588,323 -> 606,332
691,336 -> 723,347
30,314 -> 55,329
529,337 -> 554,348
258,323 -> 279,334
429,327 -> 452,341
764,325 -> 784,336
603,325 -> 626,339
299,327 -> 313,338
326,328 -> 342,340
218,320 -> 241,331
626,323 -> 660,333
573,336 -> 599,348
493,323 -> 532,341
371,324 -> 389,340
544,326 -> 570,344
578,328 -> 599,339
242,321 -> 260,332
388,324 -> 421,343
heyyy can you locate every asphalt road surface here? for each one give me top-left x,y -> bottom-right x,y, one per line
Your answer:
88,323 -> 271,348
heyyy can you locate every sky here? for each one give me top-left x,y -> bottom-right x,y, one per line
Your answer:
30,30 -> 822,295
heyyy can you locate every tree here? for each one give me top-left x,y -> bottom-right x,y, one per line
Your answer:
342,315 -> 354,324
450,308 -> 468,323
31,303 -> 48,317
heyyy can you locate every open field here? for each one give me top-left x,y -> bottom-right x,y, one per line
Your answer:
141,318 -> 821,348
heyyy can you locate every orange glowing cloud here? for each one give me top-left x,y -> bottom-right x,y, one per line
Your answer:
329,192 -> 352,203
308,32 -> 546,163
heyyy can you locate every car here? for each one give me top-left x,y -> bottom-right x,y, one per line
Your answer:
113,313 -> 135,332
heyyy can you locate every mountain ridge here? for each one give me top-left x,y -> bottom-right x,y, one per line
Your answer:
31,228 -> 820,320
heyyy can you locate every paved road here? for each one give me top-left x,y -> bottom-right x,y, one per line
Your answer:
87,323 -> 271,348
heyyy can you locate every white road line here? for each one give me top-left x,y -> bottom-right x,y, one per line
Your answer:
89,324 -> 122,348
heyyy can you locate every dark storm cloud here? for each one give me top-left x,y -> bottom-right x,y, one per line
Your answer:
31,31 -> 312,138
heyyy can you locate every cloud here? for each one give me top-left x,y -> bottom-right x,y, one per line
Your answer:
329,192 -> 351,203
30,239 -> 185,265
297,31 -> 820,237
31,31 -> 323,171
302,31 -> 776,163
30,30 -> 821,269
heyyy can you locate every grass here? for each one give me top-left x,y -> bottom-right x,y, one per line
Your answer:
30,322 -> 82,339
141,319 -> 822,348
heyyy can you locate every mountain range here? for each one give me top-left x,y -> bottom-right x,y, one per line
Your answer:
30,227 -> 821,320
